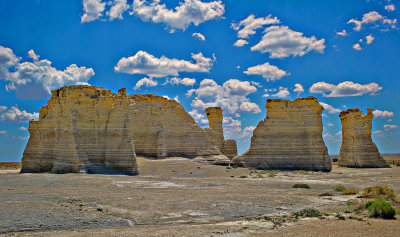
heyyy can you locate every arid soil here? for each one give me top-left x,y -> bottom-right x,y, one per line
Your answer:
1,156 -> 399,236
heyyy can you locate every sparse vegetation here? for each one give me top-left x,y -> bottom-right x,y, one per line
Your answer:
333,184 -> 346,192
343,187 -> 359,195
335,213 -> 345,220
293,183 -> 311,189
232,164 -> 239,169
240,175 -> 248,178
365,198 -> 396,219
294,209 -> 321,218
362,185 -> 396,201
319,192 -> 333,197
96,207 -> 103,212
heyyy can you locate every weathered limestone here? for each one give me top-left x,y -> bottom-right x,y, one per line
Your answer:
21,86 -> 138,175
205,107 -> 224,151
21,85 -> 229,174
338,108 -> 389,168
232,97 -> 331,171
223,139 -> 238,160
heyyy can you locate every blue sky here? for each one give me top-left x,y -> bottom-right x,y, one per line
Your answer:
0,0 -> 399,162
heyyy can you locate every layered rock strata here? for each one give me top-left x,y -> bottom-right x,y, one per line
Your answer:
205,107 -> 224,151
232,97 -> 331,171
223,139 -> 238,160
21,86 -> 229,174
338,108 -> 389,168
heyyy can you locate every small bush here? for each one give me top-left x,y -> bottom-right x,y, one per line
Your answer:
332,158 -> 338,162
263,216 -> 272,221
96,207 -> 103,212
362,185 -> 396,201
226,166 -> 231,169
335,214 -> 345,220
333,184 -> 346,192
294,209 -> 321,218
343,187 -> 359,195
293,183 -> 311,189
232,164 -> 239,169
240,175 -> 247,178
365,198 -> 396,219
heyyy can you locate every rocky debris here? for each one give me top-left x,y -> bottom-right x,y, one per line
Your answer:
21,86 -> 229,174
338,108 -> 389,168
223,139 -> 238,160
232,97 -> 331,171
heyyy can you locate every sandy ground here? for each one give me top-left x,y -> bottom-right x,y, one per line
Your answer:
1,156 -> 399,236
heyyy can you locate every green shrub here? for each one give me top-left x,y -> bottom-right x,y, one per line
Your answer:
362,185 -> 396,200
333,184 -> 346,192
232,164 -> 239,169
332,158 -> 338,162
335,214 -> 345,220
293,183 -> 311,189
365,198 -> 396,219
294,209 -> 321,218
240,175 -> 247,178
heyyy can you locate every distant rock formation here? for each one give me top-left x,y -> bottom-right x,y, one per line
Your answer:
223,139 -> 238,160
338,108 -> 389,168
232,97 -> 331,171
205,107 -> 224,151
21,86 -> 229,174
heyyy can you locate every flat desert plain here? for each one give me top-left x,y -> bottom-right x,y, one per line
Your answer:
1,155 -> 399,236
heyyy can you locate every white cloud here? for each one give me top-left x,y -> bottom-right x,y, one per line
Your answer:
222,117 -> 255,139
164,77 -> 196,86
162,95 -> 179,102
348,11 -> 397,31
251,25 -> 326,58
134,77 -> 158,89
264,87 -> 290,98
385,4 -> 395,11
81,0 -> 106,23
0,130 -> 7,135
108,0 -> 129,20
0,46 -> 94,99
27,49 -> 39,61
231,14 -> 280,39
244,62 -> 289,81
192,32 -> 205,41
336,29 -> 348,36
19,126 -> 27,131
384,124 -> 398,130
0,106 -> 39,124
309,81 -> 382,97
188,78 -> 260,118
293,83 -> 304,94
320,102 -> 341,114
132,0 -> 225,31
353,43 -> 362,51
323,132 -> 341,143
250,81 -> 261,88
233,39 -> 248,47
373,110 -> 394,118
366,34 -> 375,44
327,122 -> 334,127
115,50 -> 213,78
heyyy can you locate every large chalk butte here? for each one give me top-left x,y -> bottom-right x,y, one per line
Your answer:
233,97 -> 332,171
338,108 -> 389,168
21,86 -> 229,175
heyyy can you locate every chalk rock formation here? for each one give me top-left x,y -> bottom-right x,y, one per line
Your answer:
21,86 -> 139,175
232,97 -> 331,171
21,86 -> 229,173
205,107 -> 224,151
338,108 -> 389,168
223,139 -> 238,160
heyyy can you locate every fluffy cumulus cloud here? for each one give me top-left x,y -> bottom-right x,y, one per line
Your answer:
81,0 -> 225,31
134,77 -> 158,89
131,0 -> 224,31
0,106 -> 39,124
320,102 -> 341,114
385,4 -> 395,11
231,14 -> 280,39
264,87 -> 290,98
187,78 -> 260,121
163,77 -> 196,86
251,25 -> 326,58
348,11 -> 397,31
336,29 -> 348,36
115,50 -> 213,78
223,116 -> 255,139
192,32 -> 205,41
309,81 -> 382,97
373,110 -> 394,118
233,39 -> 248,47
0,46 -> 94,99
293,83 -> 304,94
353,43 -> 362,51
244,62 -> 289,81
323,131 -> 342,143
366,34 -> 375,44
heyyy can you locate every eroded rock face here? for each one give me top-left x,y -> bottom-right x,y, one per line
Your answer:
232,97 -> 331,171
21,86 -> 139,175
205,107 -> 224,151
21,86 -> 229,174
223,139 -> 238,160
338,108 -> 389,168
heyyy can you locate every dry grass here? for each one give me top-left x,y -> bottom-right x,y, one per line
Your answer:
0,162 -> 21,170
